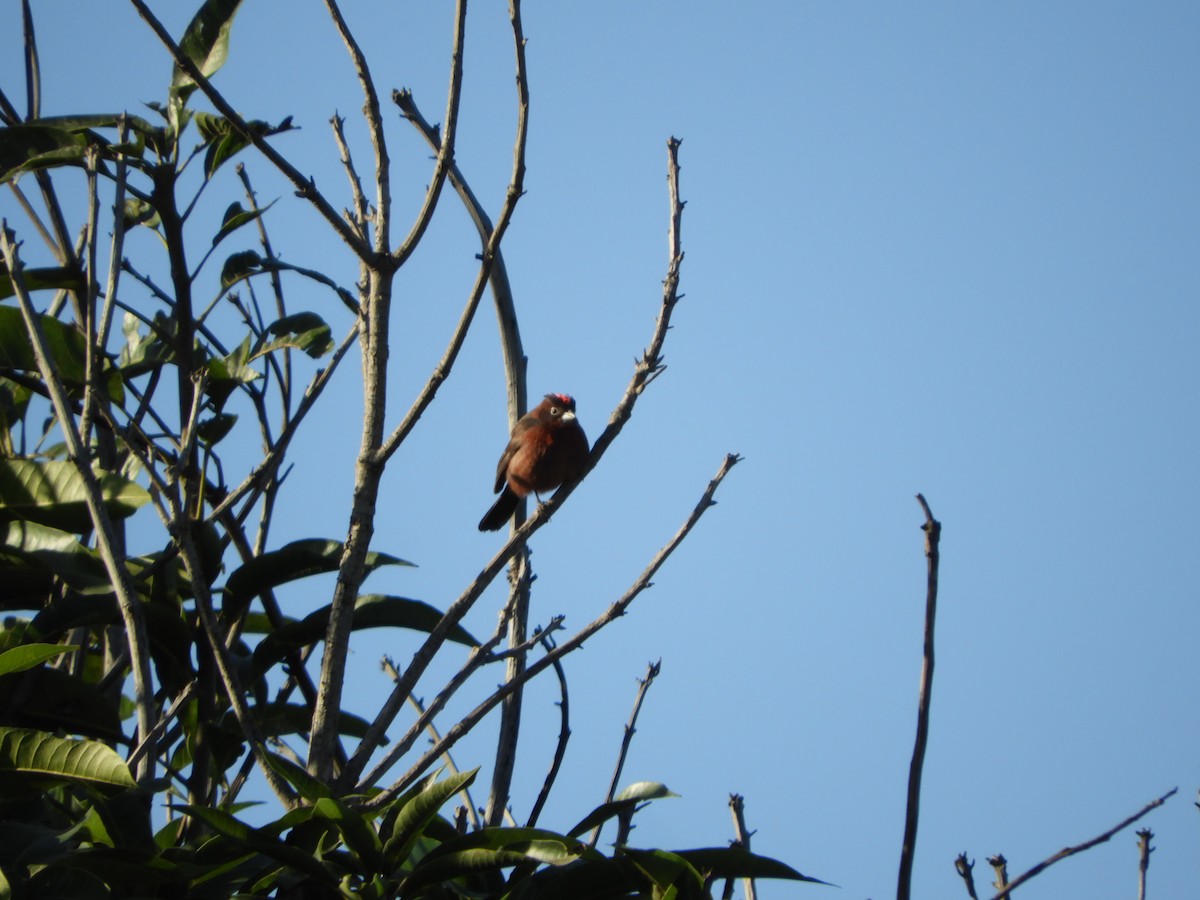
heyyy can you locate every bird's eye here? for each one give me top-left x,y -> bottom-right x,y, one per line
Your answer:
549,406 -> 560,416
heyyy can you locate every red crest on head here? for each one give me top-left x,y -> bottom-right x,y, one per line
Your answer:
545,393 -> 575,410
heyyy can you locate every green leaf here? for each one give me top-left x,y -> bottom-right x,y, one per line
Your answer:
264,751 -> 333,803
223,702 -> 378,743
222,539 -> 414,615
312,795 -> 385,873
672,846 -> 831,885
179,804 -> 335,884
219,249 -> 262,287
196,412 -> 237,445
202,117 -> 293,179
384,769 -> 478,868
0,667 -> 124,740
252,311 -> 334,360
0,305 -> 124,403
117,311 -> 172,375
0,519 -> 111,600
0,642 -> 77,675
567,784 -> 677,840
170,0 -> 246,101
251,594 -> 473,678
211,199 -> 274,248
403,827 -> 590,892
121,197 -> 161,232
0,458 -> 150,533
0,262 -> 86,301
0,727 -> 134,788
0,124 -> 88,184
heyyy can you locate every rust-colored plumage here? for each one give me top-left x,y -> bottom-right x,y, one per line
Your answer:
478,393 -> 589,532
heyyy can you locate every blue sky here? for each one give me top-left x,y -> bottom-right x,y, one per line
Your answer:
3,2 -> 1198,897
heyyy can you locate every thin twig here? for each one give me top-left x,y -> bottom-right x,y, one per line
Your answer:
380,657 -> 482,832
591,660 -> 662,849
897,493 -> 941,900
392,0 -> 466,264
988,788 -> 1176,899
525,632 -> 571,829
321,0 -> 390,253
363,453 -> 741,810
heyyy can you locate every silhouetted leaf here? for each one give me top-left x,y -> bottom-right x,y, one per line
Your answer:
0,261 -> 86,300
219,249 -> 262,287
223,540 -> 414,615
0,124 -> 88,183
251,594 -> 469,677
253,311 -> 333,360
211,199 -> 274,248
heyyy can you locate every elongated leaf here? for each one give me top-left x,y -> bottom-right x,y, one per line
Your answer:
181,805 -> 335,883
0,458 -> 150,533
223,540 -> 414,613
312,796 -> 384,872
251,594 -> 473,677
0,519 -> 111,602
0,262 -> 86,300
0,727 -> 134,787
219,249 -> 263,287
0,667 -> 123,740
211,199 -> 274,248
404,827 -> 589,892
384,768 -> 478,868
252,311 -> 333,360
615,781 -> 678,802
0,124 -> 88,183
673,846 -> 831,885
170,0 -> 245,100
567,784 -> 677,839
265,751 -> 333,803
0,642 -> 77,675
222,702 -> 378,743
0,305 -> 124,402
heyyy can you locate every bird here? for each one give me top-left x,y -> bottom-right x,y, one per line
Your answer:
478,393 -> 590,531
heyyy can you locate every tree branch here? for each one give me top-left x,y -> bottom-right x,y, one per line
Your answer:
897,492 -> 941,900
988,788 -> 1176,900
362,452 -> 741,810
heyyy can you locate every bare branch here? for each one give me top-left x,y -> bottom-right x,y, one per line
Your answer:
954,853 -> 980,899
591,659 -> 662,848
363,452 -> 741,810
1136,828 -> 1153,900
321,0 -> 390,252
525,631 -> 571,829
897,493 -> 942,900
729,794 -> 758,900
392,0 -> 466,264
988,788 -> 1176,900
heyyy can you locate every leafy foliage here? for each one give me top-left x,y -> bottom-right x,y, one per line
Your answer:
0,0 -> 817,896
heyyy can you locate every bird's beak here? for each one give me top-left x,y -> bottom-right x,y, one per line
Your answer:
562,410 -> 576,422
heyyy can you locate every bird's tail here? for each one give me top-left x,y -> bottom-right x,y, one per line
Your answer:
478,486 -> 520,532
